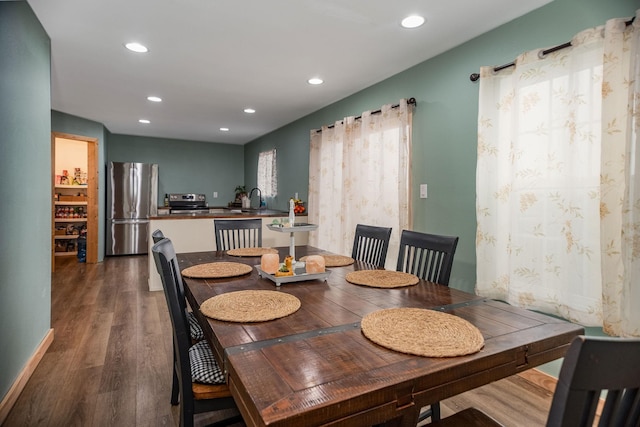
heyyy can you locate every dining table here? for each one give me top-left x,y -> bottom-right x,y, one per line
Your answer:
178,245 -> 584,427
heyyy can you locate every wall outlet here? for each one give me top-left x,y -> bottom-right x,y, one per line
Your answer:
419,184 -> 428,199
213,191 -> 218,198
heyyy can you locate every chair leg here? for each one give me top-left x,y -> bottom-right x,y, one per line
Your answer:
417,402 -> 441,423
181,405 -> 194,427
431,402 -> 441,421
181,393 -> 196,427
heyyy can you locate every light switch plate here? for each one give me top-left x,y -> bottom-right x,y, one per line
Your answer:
419,184 -> 428,199
213,191 -> 218,198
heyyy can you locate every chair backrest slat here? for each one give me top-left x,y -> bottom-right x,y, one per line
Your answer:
214,219 -> 262,250
396,230 -> 458,285
351,224 -> 392,268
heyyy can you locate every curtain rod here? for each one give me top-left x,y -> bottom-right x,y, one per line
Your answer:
315,97 -> 416,132
469,16 -> 636,82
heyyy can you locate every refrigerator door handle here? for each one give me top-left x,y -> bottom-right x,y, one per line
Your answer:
130,165 -> 137,216
110,218 -> 148,224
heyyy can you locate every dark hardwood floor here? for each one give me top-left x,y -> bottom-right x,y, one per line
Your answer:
4,255 -> 554,426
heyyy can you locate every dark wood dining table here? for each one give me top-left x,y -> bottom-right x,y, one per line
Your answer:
178,246 -> 584,427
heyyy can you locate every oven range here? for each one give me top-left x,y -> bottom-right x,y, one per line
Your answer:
168,193 -> 210,214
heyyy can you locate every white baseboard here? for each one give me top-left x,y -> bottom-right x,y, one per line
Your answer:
0,328 -> 54,424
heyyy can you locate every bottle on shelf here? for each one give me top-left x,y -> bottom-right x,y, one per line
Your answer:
289,198 -> 295,227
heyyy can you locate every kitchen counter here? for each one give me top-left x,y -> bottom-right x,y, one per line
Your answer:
147,214 -> 310,291
150,208 -> 296,220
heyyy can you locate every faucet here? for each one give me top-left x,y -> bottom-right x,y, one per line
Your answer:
249,187 -> 263,209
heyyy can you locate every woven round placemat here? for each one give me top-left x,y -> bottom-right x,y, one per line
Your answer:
227,247 -> 278,257
346,270 -> 418,288
300,254 -> 355,267
181,262 -> 252,278
361,308 -> 484,357
200,290 -> 301,322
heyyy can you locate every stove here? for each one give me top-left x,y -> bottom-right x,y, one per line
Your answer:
168,193 -> 209,214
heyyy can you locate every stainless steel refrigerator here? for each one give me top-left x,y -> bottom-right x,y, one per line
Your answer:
106,162 -> 158,255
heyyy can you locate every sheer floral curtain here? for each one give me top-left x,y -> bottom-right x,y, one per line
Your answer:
476,11 -> 639,337
308,100 -> 413,269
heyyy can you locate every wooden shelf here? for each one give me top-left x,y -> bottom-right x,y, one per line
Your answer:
54,218 -> 87,223
55,201 -> 87,206
55,185 -> 87,189
55,251 -> 78,257
54,235 -> 79,240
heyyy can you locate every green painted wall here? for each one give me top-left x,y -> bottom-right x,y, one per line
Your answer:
0,0 -> 51,401
51,110 -> 108,261
107,134 -> 245,207
2,0 -> 633,400
244,0 -> 637,295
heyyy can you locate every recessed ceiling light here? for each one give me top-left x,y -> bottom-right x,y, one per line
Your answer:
220,127 -> 230,132
401,15 -> 425,29
308,78 -> 324,85
147,96 -> 162,102
244,108 -> 256,114
125,42 -> 148,53
139,119 -> 150,124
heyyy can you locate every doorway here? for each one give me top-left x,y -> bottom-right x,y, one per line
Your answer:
51,132 -> 99,271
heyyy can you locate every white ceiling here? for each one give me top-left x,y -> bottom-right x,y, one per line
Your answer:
28,0 -> 551,145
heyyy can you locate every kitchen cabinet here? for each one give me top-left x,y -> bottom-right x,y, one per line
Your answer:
53,185 -> 87,257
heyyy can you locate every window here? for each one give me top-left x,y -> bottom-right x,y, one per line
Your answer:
308,100 -> 414,269
257,149 -> 277,197
476,15 -> 640,336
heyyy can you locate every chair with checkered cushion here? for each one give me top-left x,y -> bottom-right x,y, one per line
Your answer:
186,312 -> 204,341
152,229 -> 205,406
152,229 -> 204,341
189,340 -> 225,384
152,237 -> 242,427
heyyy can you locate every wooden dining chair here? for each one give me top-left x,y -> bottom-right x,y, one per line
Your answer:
152,229 -> 204,342
427,335 -> 640,427
396,230 -> 459,286
152,238 -> 242,427
214,218 -> 262,250
395,230 -> 458,423
351,224 -> 392,268
152,229 -> 205,407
